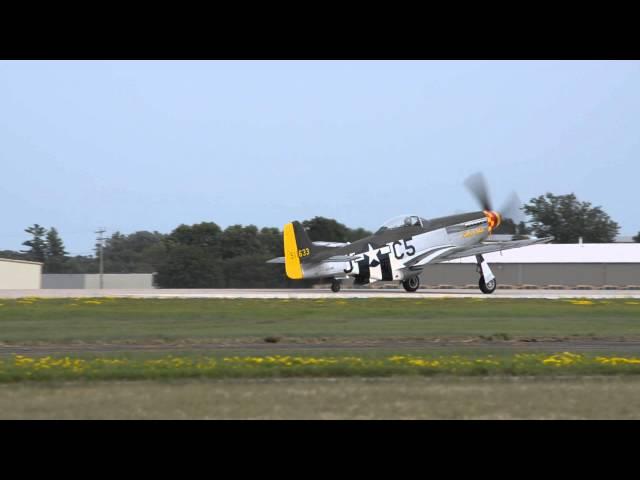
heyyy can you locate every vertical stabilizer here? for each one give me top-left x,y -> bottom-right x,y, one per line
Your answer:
283,222 -> 304,279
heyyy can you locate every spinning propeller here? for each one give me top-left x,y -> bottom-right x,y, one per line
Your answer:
464,172 -> 525,232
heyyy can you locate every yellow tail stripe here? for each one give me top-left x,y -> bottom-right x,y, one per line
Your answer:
283,223 -> 304,280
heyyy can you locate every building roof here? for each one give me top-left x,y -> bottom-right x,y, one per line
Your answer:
445,243 -> 640,264
615,236 -> 637,243
0,257 -> 43,266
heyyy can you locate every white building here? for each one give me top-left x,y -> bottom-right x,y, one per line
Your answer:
445,243 -> 640,265
421,243 -> 640,288
0,258 -> 43,289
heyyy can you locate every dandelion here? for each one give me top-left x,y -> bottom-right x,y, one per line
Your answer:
595,356 -> 640,365
542,352 -> 584,366
570,300 -> 594,305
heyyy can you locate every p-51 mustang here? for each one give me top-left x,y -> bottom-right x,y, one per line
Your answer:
268,174 -> 553,293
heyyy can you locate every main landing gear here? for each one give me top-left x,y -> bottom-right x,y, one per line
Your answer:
476,254 -> 497,294
330,279 -> 342,293
402,276 -> 420,292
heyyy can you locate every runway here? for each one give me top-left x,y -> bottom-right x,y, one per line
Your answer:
2,288 -> 640,299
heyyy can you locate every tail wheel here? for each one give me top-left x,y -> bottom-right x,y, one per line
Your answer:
479,276 -> 497,294
331,280 -> 341,293
402,276 -> 420,292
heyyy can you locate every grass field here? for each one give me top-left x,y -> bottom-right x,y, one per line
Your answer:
2,376 -> 639,419
1,297 -> 640,344
2,297 -> 639,418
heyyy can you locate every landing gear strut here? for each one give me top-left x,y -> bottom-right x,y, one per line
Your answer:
476,254 -> 497,294
402,276 -> 420,292
331,279 -> 342,293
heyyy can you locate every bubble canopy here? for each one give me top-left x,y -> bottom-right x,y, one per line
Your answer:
376,215 -> 428,233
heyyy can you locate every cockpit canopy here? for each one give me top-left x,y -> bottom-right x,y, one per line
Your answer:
376,215 -> 428,233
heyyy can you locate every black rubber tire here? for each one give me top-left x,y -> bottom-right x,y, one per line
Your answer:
479,276 -> 497,294
331,280 -> 341,293
402,276 -> 420,292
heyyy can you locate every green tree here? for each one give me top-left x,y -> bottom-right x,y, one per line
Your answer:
155,244 -> 224,288
44,227 -> 68,273
258,227 -> 283,257
167,222 -> 222,250
222,254 -> 289,288
493,218 -> 516,235
155,222 -> 224,288
345,227 -> 373,242
492,219 -> 530,237
21,224 -> 48,262
0,250 -> 28,261
302,217 -> 371,243
523,193 -> 620,243
65,255 -> 98,274
103,231 -> 166,273
220,225 -> 263,259
634,232 -> 640,243
517,221 -> 531,236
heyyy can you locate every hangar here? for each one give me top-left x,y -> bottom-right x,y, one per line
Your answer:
420,243 -> 640,288
0,258 -> 43,289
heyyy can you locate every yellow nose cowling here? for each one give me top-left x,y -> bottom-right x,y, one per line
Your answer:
483,210 -> 502,232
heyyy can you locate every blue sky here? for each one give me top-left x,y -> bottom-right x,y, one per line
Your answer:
1,60 -> 639,255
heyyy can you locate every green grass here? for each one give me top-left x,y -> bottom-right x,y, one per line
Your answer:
2,297 -> 637,417
3,376 -> 640,419
0,297 -> 640,344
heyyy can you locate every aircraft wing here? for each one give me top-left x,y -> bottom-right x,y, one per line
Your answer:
434,237 -> 554,263
406,237 -> 553,270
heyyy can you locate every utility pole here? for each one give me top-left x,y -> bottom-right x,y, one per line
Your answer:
95,228 -> 106,289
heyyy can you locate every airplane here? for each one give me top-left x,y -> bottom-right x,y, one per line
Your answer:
267,173 -> 553,293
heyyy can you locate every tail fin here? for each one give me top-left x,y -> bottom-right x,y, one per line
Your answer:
283,221 -> 317,280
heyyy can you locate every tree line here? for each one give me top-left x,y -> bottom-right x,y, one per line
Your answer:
3,193 -> 635,287
5,217 -> 373,288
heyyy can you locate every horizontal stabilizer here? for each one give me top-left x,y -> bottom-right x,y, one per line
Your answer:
312,241 -> 350,248
266,257 -> 285,264
324,255 -> 359,263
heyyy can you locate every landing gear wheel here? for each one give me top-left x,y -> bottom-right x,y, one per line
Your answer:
331,280 -> 341,293
402,276 -> 420,292
479,276 -> 497,294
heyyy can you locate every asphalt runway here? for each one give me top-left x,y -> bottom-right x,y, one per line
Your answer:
2,288 -> 640,299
